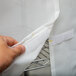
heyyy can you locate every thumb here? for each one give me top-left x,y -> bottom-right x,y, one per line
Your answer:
11,45 -> 25,58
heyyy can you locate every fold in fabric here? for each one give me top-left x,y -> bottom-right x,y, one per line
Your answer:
2,24 -> 53,76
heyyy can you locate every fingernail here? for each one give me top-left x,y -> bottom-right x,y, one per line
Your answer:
21,46 -> 25,53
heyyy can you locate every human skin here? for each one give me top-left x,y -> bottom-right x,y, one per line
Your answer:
0,36 -> 25,73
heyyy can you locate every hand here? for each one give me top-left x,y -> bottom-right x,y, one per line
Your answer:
0,36 -> 25,73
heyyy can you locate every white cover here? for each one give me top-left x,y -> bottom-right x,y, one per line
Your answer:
0,0 -> 59,76
50,0 -> 76,76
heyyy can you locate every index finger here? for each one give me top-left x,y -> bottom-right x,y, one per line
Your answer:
3,36 -> 18,46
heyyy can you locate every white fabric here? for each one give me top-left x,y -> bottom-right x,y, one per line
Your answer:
50,0 -> 76,76
0,0 -> 59,76
51,29 -> 74,45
